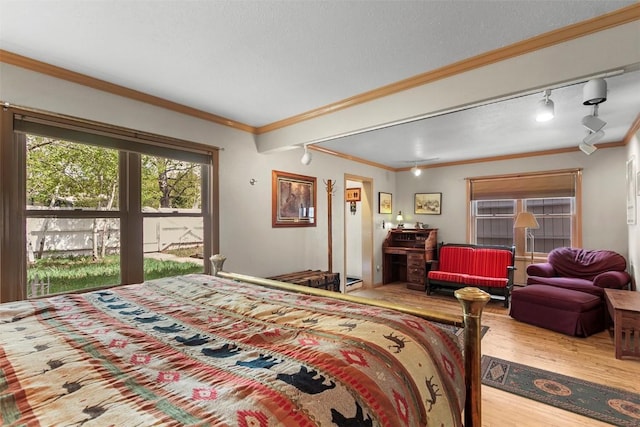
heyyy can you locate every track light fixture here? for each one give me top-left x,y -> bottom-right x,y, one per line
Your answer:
578,141 -> 598,155
582,104 -> 606,133
583,130 -> 604,145
411,163 -> 421,177
300,145 -> 312,165
535,89 -> 554,122
583,78 -> 607,105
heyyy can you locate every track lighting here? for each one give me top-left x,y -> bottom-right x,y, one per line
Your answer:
300,145 -> 312,165
411,163 -> 421,177
583,130 -> 604,145
535,89 -> 554,122
582,115 -> 606,133
583,78 -> 607,105
578,141 -> 597,155
582,104 -> 606,133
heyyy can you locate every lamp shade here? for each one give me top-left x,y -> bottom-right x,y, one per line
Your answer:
396,211 -> 403,222
514,212 -> 539,229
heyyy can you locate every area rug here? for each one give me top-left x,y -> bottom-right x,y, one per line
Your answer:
481,355 -> 640,426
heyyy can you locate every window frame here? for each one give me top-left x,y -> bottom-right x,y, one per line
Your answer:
466,170 -> 582,260
0,106 -> 219,302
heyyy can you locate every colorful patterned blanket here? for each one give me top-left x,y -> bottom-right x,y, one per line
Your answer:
0,274 -> 465,426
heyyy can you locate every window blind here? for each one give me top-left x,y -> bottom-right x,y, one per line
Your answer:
14,114 -> 215,165
468,170 -> 581,200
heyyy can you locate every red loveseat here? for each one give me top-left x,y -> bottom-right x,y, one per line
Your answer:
427,243 -> 516,307
526,247 -> 632,296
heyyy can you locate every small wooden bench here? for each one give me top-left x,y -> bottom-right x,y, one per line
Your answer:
268,270 -> 340,292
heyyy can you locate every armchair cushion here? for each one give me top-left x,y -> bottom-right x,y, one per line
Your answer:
547,247 -> 627,281
525,262 -> 556,278
592,271 -> 633,289
527,247 -> 631,296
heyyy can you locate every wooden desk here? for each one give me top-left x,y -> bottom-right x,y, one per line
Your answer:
604,288 -> 640,359
382,228 -> 437,291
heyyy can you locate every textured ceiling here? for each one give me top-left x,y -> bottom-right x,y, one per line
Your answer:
1,1 -> 639,168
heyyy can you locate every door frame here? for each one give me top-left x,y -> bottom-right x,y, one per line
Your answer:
343,174 -> 374,289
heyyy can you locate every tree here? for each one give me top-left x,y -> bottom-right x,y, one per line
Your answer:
141,155 -> 201,209
27,136 -> 119,209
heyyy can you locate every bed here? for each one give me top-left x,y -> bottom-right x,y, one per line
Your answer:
0,256 -> 489,426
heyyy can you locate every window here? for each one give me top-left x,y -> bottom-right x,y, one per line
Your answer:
0,107 -> 219,302
525,197 -> 573,253
474,200 -> 515,246
140,154 -> 205,281
468,170 -> 581,258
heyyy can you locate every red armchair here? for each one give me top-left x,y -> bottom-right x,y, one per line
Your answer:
526,247 -> 631,297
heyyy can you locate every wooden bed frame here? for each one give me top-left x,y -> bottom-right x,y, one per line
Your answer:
211,254 -> 490,427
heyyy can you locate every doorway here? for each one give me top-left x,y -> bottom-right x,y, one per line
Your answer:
344,174 -> 373,292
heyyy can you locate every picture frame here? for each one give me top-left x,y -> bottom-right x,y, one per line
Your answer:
272,170 -> 317,227
627,157 -> 636,225
378,192 -> 392,214
346,187 -> 361,202
415,192 -> 442,215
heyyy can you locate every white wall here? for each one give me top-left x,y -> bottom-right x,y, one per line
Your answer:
2,63 -> 633,289
395,148 -> 630,258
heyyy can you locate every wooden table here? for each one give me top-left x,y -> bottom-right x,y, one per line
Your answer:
604,288 -> 640,359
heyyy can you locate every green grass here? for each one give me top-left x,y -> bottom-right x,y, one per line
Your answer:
27,255 -> 203,295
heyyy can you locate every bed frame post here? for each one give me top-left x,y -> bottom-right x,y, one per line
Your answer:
211,254 -> 227,276
455,287 -> 490,427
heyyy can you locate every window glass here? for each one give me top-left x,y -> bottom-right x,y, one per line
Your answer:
142,217 -> 204,280
472,197 -> 574,253
26,136 -> 119,210
26,217 -> 121,296
141,155 -> 202,211
474,200 -> 515,246
525,198 -> 573,252
141,154 -> 205,280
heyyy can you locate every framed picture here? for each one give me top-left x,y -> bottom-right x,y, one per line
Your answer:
627,157 -> 636,224
378,192 -> 392,214
415,192 -> 442,215
272,170 -> 316,227
346,187 -> 361,202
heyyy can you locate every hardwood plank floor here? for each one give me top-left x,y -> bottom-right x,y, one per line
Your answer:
349,283 -> 640,427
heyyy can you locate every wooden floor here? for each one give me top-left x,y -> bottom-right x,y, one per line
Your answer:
349,283 -> 640,427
